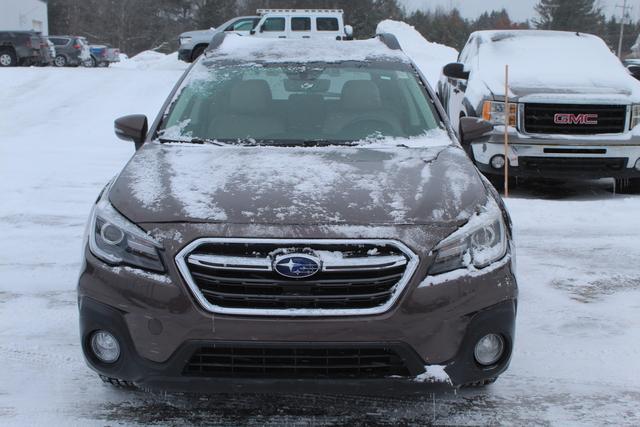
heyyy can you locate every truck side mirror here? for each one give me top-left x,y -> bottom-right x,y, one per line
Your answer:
114,115 -> 148,148
459,117 -> 493,144
344,25 -> 354,40
443,62 -> 470,80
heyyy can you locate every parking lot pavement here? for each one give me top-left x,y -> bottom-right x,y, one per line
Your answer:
1,68 -> 639,426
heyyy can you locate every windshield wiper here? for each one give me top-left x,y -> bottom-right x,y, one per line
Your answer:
158,137 -> 227,146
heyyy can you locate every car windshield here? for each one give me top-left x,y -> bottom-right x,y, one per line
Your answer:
159,62 -> 441,145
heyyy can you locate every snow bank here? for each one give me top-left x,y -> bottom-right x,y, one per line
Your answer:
113,50 -> 188,71
376,20 -> 459,87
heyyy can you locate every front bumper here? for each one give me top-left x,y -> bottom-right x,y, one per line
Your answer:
78,237 -> 517,392
471,130 -> 640,179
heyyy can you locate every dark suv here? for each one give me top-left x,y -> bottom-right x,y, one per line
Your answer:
78,33 -> 518,393
48,35 -> 91,67
0,31 -> 43,66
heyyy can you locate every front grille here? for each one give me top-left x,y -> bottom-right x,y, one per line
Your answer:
183,345 -> 412,378
524,103 -> 627,135
520,156 -> 627,173
175,239 -> 417,316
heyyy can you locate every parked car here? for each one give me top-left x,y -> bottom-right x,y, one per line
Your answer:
48,35 -> 91,67
88,44 -> 121,67
0,30 -> 44,66
250,9 -> 354,40
438,30 -> 640,193
78,33 -> 517,393
178,15 -> 260,63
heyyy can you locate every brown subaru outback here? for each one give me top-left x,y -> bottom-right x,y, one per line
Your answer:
78,33 -> 517,393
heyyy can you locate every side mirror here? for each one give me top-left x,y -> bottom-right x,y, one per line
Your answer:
114,114 -> 148,147
250,29 -> 256,35
443,62 -> 470,80
459,117 -> 493,144
344,25 -> 354,39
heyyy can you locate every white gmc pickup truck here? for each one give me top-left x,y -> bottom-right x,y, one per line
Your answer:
438,30 -> 640,193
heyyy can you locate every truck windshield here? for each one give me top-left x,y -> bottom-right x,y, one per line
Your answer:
160,63 -> 441,145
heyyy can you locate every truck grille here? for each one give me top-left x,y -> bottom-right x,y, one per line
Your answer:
175,238 -> 418,316
523,103 -> 627,135
184,345 -> 412,378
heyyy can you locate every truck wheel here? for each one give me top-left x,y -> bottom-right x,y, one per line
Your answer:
615,178 -> 640,194
54,55 -> 67,67
99,374 -> 136,389
0,49 -> 17,67
191,45 -> 206,61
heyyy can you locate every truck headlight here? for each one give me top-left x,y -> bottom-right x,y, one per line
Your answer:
482,101 -> 517,127
179,36 -> 192,45
631,104 -> 640,130
429,199 -> 507,275
88,184 -> 164,272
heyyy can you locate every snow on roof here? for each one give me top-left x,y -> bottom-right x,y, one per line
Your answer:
205,34 -> 409,64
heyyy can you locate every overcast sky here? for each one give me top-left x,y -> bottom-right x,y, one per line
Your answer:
400,0 -> 640,22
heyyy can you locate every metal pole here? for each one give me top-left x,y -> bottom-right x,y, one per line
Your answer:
618,0 -> 628,58
504,64 -> 510,198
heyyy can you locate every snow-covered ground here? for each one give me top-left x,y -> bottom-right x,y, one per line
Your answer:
1,39 -> 640,425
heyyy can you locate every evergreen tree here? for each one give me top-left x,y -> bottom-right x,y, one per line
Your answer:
534,0 -> 603,32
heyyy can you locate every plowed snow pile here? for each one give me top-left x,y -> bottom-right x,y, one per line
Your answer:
376,20 -> 458,86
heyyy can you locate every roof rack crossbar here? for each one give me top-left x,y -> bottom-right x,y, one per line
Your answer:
376,33 -> 402,51
257,9 -> 344,14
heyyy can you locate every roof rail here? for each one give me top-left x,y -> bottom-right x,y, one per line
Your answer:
204,32 -> 227,54
257,9 -> 344,14
377,33 -> 402,51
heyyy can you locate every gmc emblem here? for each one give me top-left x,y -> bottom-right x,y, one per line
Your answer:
553,113 -> 598,125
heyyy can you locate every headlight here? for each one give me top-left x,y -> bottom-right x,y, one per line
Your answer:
88,184 -> 164,272
429,199 -> 507,275
179,36 -> 192,45
631,104 -> 640,130
482,101 -> 517,127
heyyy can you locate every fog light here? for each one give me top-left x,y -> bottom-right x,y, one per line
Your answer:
474,334 -> 504,366
635,158 -> 640,171
91,330 -> 120,363
490,155 -> 506,170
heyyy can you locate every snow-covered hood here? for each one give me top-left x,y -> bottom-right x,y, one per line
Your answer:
109,142 -> 486,226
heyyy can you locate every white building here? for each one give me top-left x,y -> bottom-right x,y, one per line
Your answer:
0,0 -> 49,34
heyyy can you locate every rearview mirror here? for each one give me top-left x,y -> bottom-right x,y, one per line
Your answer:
459,117 -> 494,144
114,115 -> 148,148
443,62 -> 470,80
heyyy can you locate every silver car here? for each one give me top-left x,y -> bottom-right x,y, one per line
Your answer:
178,16 -> 259,63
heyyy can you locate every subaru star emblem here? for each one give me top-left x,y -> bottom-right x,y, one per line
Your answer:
273,253 -> 321,279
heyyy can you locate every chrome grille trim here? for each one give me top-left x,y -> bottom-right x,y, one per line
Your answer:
175,238 -> 419,317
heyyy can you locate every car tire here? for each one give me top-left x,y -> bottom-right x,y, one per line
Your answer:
99,375 -> 136,389
191,45 -> 207,62
615,178 -> 640,194
0,49 -> 17,67
54,55 -> 67,67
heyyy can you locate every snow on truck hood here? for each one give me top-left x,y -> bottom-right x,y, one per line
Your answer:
108,137 -> 486,226
471,30 -> 640,101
